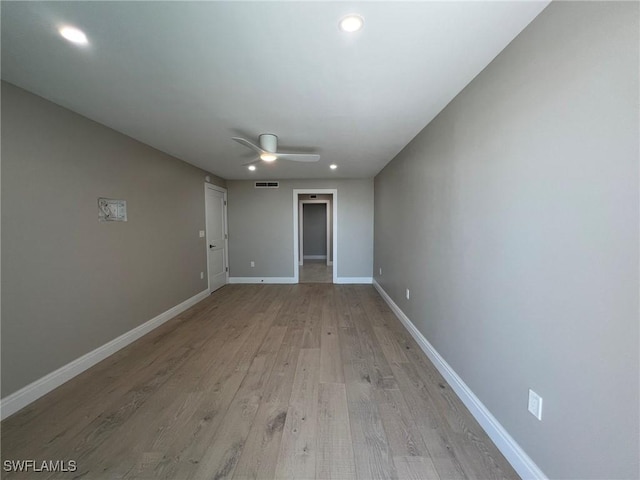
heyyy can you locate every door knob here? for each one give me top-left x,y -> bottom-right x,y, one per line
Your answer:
210,244 -> 216,248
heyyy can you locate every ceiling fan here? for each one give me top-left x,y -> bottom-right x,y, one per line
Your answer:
232,134 -> 320,165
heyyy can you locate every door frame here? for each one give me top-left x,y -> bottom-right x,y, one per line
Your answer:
293,189 -> 337,284
204,183 -> 229,292
299,200 -> 331,266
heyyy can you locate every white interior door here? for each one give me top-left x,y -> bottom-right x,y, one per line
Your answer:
206,186 -> 227,292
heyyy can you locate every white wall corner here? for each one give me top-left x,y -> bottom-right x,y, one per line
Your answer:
372,279 -> 548,480
0,289 -> 210,421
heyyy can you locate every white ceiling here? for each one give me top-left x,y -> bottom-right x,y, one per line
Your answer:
1,1 -> 549,180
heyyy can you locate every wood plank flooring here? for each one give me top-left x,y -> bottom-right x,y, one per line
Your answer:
1,285 -> 518,480
299,261 -> 333,283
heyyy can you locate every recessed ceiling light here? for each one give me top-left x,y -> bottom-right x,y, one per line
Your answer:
59,26 -> 88,45
260,153 -> 277,162
339,15 -> 364,33
248,165 -> 256,171
330,164 -> 338,170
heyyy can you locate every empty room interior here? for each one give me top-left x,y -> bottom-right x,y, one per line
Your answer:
1,2 -> 638,479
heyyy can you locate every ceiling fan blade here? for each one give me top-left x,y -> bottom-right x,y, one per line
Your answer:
242,159 -> 261,166
232,137 -> 266,155
276,153 -> 320,162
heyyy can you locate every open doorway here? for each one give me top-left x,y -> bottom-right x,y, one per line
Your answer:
299,198 -> 331,283
293,189 -> 337,284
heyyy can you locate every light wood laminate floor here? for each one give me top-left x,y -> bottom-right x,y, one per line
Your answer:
1,285 -> 518,480
299,260 -> 333,283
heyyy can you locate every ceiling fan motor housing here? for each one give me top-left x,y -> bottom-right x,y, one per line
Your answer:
259,134 -> 278,153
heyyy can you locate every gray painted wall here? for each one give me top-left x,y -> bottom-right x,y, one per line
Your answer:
1,82 -> 225,397
303,203 -> 327,256
373,3 -> 639,479
227,179 -> 372,278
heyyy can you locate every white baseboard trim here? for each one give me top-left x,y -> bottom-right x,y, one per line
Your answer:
228,277 -> 297,284
335,277 -> 372,284
372,280 -> 547,480
303,255 -> 327,260
0,289 -> 209,421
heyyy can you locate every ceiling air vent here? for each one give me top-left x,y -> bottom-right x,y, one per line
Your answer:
254,181 -> 280,189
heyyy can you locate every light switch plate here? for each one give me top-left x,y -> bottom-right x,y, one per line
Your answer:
199,230 -> 205,238
528,389 -> 543,420
98,198 -> 127,222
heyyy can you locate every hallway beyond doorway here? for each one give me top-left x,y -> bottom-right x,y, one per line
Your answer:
299,259 -> 332,283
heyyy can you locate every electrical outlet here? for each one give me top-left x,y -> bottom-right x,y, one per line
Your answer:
379,267 -> 383,275
406,288 -> 410,300
528,389 -> 543,420
199,230 -> 205,238
250,261 -> 255,268
200,272 -> 204,280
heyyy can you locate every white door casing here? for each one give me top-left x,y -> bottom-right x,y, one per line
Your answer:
205,184 -> 228,292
